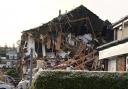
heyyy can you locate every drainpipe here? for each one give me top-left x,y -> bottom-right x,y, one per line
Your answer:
122,21 -> 124,39
30,48 -> 33,86
114,29 -> 116,40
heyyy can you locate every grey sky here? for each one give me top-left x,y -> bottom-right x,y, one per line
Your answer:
0,0 -> 128,46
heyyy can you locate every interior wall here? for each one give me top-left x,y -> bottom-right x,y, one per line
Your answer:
35,41 -> 43,57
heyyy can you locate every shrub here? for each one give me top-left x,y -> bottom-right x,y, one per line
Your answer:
30,71 -> 128,89
4,68 -> 18,78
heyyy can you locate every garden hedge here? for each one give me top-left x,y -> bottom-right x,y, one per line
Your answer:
30,70 -> 128,89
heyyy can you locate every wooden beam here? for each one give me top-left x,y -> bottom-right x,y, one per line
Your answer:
69,18 -> 88,23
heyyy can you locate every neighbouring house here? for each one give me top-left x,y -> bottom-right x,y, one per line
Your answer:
98,15 -> 128,71
6,48 -> 17,60
19,5 -> 113,78
6,48 -> 18,68
0,47 -> 18,68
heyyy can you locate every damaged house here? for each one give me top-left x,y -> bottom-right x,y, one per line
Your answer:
98,15 -> 128,71
19,5 -> 113,76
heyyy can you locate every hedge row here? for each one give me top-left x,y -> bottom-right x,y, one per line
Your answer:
30,70 -> 128,89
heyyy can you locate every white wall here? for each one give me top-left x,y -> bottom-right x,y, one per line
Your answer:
25,35 -> 37,58
108,57 -> 116,71
99,42 -> 128,59
27,36 -> 35,54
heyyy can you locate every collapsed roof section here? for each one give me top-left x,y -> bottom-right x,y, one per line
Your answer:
21,5 -> 114,51
22,5 -> 111,42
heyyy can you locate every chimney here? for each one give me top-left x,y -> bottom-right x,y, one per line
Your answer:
59,10 -> 61,16
65,10 -> 67,14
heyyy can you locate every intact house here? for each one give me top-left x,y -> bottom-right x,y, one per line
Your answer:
19,5 -> 113,78
97,15 -> 128,71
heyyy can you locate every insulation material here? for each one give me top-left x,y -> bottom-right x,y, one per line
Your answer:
57,51 -> 70,58
116,56 -> 126,71
68,33 -> 74,46
99,42 -> 128,59
79,34 -> 92,43
55,32 -> 62,50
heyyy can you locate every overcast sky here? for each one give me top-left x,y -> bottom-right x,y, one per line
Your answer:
0,0 -> 128,47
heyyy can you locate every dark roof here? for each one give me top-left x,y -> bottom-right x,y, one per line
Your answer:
23,5 -> 104,35
97,37 -> 128,50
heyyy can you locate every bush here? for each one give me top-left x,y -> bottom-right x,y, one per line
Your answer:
30,71 -> 128,89
5,68 -> 18,78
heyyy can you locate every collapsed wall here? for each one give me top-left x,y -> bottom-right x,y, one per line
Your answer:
19,5 -> 113,72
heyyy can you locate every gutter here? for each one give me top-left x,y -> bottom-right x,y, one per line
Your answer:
112,15 -> 128,27
97,37 -> 128,51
